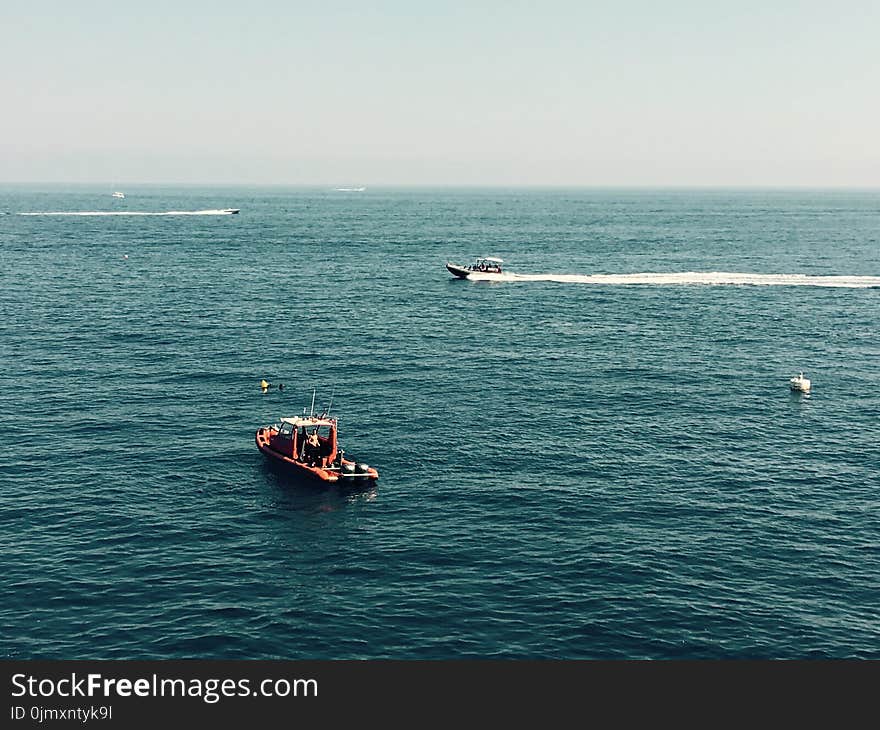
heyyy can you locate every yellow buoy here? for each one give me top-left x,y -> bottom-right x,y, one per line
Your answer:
260,379 -> 269,390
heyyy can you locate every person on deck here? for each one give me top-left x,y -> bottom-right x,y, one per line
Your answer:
305,430 -> 321,466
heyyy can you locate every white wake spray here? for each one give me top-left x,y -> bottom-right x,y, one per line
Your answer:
19,209 -> 239,216
465,271 -> 880,288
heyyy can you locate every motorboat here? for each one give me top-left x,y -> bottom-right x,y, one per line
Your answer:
446,256 -> 505,279
111,191 -> 125,199
221,208 -> 240,214
789,372 -> 811,392
255,396 -> 378,483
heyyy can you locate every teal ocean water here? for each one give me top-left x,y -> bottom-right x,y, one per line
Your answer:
1,186 -> 878,659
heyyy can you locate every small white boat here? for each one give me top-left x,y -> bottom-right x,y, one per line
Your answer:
111,191 -> 125,199
446,256 -> 505,279
789,372 -> 811,392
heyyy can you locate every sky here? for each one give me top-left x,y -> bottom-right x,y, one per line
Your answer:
2,0 -> 878,186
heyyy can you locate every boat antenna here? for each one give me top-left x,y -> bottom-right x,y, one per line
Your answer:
310,388 -> 317,416
323,388 -> 335,418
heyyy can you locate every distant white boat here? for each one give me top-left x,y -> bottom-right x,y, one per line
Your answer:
111,191 -> 125,199
446,256 -> 505,279
334,187 -> 366,192
789,372 -> 811,392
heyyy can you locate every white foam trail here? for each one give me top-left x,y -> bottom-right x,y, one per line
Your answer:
19,209 -> 238,216
467,271 -> 880,288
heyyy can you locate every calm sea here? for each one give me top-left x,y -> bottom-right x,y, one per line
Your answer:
1,186 -> 878,659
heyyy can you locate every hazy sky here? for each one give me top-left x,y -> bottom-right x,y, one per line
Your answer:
2,0 -> 878,185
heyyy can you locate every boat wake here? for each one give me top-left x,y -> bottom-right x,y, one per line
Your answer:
467,271 -> 880,288
19,209 -> 240,216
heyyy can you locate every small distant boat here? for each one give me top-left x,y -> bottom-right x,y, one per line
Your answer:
789,372 -> 811,392
334,187 -> 366,192
111,191 -> 125,199
446,256 -> 505,279
255,393 -> 378,484
220,208 -> 240,214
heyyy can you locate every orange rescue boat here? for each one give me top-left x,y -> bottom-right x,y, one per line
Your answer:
255,413 -> 378,483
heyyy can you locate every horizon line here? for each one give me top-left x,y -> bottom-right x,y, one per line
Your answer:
1,181 -> 879,191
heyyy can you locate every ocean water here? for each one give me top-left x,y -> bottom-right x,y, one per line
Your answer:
1,185 -> 878,659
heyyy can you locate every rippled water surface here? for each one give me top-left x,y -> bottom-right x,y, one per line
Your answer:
1,186 -> 878,658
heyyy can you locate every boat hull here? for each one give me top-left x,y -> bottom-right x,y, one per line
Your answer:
255,427 -> 378,483
446,262 -> 471,278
